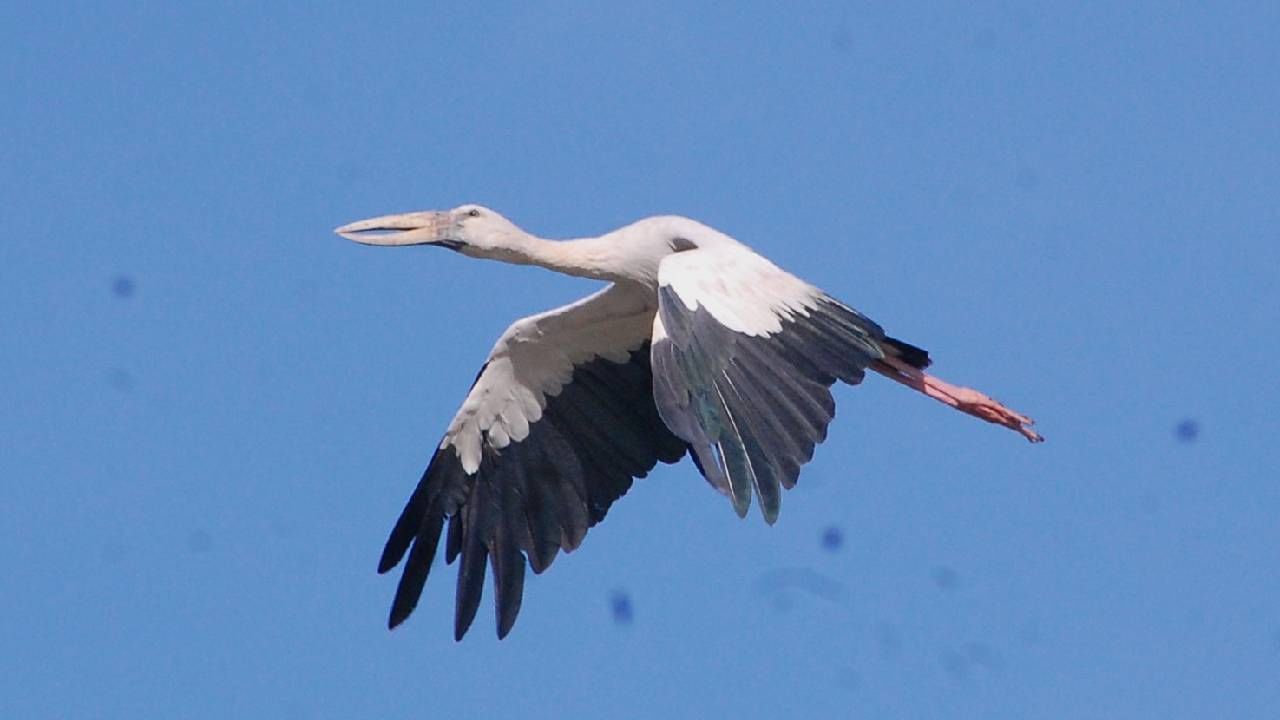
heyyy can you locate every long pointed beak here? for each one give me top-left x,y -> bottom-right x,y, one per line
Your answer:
334,211 -> 452,247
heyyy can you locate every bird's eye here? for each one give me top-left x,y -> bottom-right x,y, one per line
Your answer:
467,208 -> 481,218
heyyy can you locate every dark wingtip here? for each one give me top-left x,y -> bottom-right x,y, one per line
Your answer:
494,581 -> 524,640
453,613 -> 474,642
529,541 -> 560,575
388,602 -> 412,630
761,502 -> 780,526
376,548 -> 399,575
454,574 -> 482,641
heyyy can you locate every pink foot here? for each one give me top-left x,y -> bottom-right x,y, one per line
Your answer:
872,357 -> 1044,443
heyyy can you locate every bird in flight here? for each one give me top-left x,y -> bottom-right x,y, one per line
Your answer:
336,205 -> 1042,640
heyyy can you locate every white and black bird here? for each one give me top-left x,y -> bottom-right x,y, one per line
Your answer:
336,205 -> 1042,640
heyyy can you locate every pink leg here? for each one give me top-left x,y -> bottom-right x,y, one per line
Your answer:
872,356 -> 1044,443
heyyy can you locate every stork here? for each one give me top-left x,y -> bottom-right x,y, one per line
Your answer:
336,204 -> 1042,640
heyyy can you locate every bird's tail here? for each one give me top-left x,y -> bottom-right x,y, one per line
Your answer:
882,335 -> 931,369
871,345 -> 1044,443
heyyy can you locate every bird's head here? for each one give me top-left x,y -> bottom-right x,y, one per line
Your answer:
335,204 -> 527,258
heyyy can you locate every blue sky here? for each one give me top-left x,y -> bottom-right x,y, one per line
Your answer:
3,3 -> 1278,718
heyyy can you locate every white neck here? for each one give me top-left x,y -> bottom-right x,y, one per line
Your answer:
468,233 -> 633,284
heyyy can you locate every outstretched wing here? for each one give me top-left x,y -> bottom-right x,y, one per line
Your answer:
379,283 -> 687,639
650,246 -> 892,523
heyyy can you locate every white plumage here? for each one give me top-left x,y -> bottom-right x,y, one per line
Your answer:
442,283 -> 655,474
336,204 -> 1042,640
660,246 -> 821,337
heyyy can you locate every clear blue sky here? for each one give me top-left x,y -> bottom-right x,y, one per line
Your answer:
3,3 -> 1278,718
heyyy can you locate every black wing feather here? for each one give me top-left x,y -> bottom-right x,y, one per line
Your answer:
652,287 -> 898,522
379,344 -> 686,639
